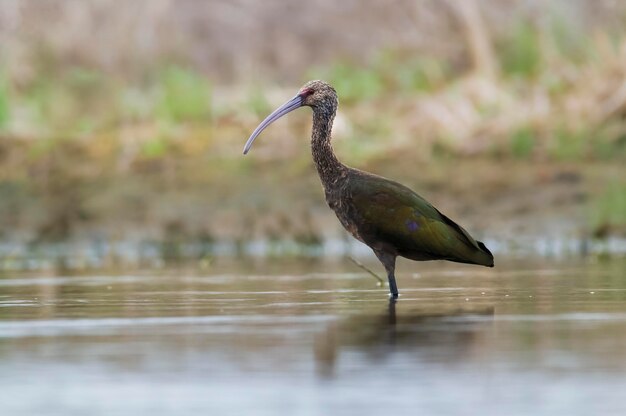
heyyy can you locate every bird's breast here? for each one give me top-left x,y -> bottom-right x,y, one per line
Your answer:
325,188 -> 366,244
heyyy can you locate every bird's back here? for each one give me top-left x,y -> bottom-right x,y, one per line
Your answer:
339,170 -> 494,267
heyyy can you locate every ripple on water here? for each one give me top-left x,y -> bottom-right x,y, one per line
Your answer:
0,314 -> 336,338
1,260 -> 625,415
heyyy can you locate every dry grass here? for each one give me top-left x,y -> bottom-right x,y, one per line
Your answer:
0,0 -> 625,247
0,1 -> 625,159
0,0 -> 625,83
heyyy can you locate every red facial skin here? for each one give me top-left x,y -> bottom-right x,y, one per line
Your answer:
299,87 -> 314,97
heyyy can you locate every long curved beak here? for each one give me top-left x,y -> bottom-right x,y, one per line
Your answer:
243,94 -> 304,154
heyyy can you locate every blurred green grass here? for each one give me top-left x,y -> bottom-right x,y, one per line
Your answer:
0,70 -> 10,130
589,182 -> 626,237
0,4 -> 625,246
155,66 -> 212,123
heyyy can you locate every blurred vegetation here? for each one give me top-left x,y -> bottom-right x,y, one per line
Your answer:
497,22 -> 543,78
0,70 -> 9,130
0,0 -> 624,255
589,182 -> 626,238
156,66 -> 212,123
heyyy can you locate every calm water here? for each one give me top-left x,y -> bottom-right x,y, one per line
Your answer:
1,258 -> 625,415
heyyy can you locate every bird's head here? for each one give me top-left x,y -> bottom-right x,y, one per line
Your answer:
243,80 -> 337,155
298,80 -> 337,109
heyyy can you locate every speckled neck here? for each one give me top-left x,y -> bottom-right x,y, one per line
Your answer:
311,107 -> 346,192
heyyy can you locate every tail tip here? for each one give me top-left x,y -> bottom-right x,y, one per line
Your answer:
477,241 -> 494,268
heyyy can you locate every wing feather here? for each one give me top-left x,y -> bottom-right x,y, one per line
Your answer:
347,174 -> 484,263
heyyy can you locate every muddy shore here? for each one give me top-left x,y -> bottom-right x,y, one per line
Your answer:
1,134 -> 623,268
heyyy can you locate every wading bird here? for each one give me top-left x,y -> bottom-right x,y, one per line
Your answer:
243,80 -> 494,297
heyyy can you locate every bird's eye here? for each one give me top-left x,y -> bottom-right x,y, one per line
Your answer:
299,87 -> 314,97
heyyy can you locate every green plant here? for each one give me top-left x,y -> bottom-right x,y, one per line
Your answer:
510,127 -> 535,159
141,136 -> 169,158
385,56 -> 449,93
336,116 -> 391,164
0,70 -> 10,130
67,67 -> 104,96
156,66 -> 212,123
549,16 -> 590,64
308,62 -> 383,104
498,22 -> 542,77
24,77 -> 76,132
550,127 -> 587,160
590,126 -> 626,160
589,181 -> 626,233
246,85 -> 271,116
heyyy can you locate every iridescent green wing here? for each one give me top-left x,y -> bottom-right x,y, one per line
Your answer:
349,174 -> 480,260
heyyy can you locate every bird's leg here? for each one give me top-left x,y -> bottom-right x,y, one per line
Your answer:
347,256 -> 384,286
373,250 -> 399,298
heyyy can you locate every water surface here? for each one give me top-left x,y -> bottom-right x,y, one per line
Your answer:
1,259 -> 625,415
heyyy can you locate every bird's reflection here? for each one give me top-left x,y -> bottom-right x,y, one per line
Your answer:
314,298 -> 494,378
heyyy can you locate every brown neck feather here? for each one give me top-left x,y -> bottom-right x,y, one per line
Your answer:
311,108 -> 346,192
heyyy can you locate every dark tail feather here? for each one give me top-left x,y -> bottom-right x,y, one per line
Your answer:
476,241 -> 494,267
